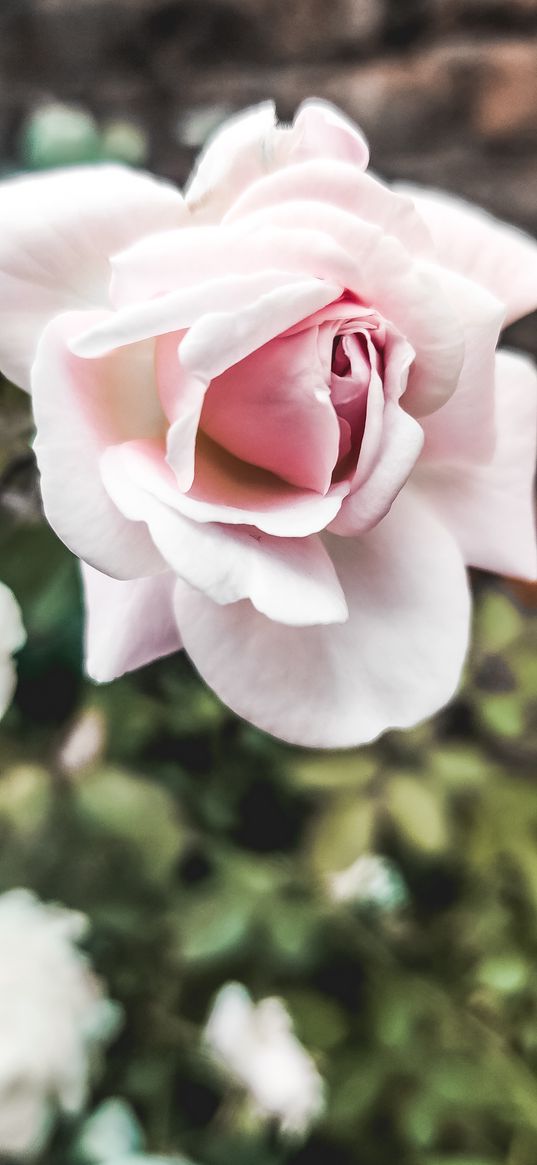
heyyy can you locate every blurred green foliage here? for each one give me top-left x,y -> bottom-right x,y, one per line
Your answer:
1,107 -> 537,1165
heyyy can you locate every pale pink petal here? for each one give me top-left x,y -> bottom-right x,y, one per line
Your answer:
331,328 -> 423,535
185,100 -> 368,222
224,160 -> 432,255
32,312 -> 165,579
72,270 -> 339,359
185,102 -> 278,219
102,438 -> 348,540
416,349 -> 537,581
98,444 -> 348,626
200,328 -> 340,493
332,407 -> 423,535
399,184 -> 537,326
0,165 -> 185,389
419,265 -> 505,464
174,489 -> 471,748
288,99 -> 369,170
184,437 -> 348,535
82,565 -> 182,682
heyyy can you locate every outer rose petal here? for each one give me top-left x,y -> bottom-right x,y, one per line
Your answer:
185,100 -> 369,221
174,489 -> 471,748
0,165 -> 185,389
100,440 -> 348,627
32,312 -> 165,579
82,565 -> 182,682
415,349 -> 537,581
418,265 -> 505,464
289,99 -> 369,168
399,184 -> 537,326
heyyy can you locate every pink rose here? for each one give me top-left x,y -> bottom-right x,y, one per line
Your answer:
0,100 -> 535,747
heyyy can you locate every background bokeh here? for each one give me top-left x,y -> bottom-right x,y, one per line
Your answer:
1,1 -> 537,1163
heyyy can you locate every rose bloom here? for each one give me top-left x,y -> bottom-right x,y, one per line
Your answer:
0,101 -> 535,747
0,582 -> 25,720
204,982 -> 324,1135
0,889 -> 118,1157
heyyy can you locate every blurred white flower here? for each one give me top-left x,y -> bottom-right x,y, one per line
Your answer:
204,982 -> 324,1136
0,581 -> 25,720
0,889 -> 120,1157
327,853 -> 407,909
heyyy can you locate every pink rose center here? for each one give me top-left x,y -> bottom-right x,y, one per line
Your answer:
193,304 -> 387,498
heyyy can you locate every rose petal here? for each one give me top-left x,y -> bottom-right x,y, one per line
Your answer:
174,488 -> 470,748
399,184 -> 537,326
102,437 -> 348,540
99,442 -> 348,626
288,99 -> 369,170
415,349 -> 537,580
330,329 -> 423,535
200,327 -> 340,493
0,165 -> 184,389
32,312 -> 165,579
82,565 -> 182,682
418,264 -> 505,464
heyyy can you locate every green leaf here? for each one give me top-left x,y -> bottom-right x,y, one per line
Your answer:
307,794 -> 376,874
288,749 -> 379,791
0,764 -> 52,836
474,590 -> 523,654
176,885 -> 254,964
285,988 -> 346,1050
387,774 -> 450,854
75,767 -> 187,883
